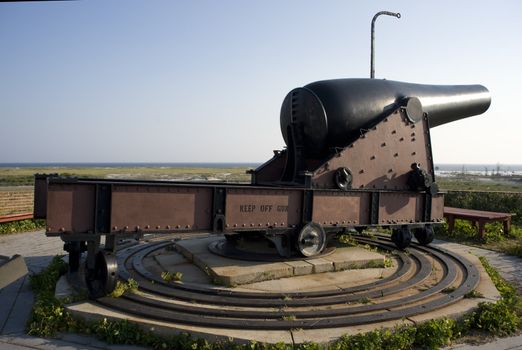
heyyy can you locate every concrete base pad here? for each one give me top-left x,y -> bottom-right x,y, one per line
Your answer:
63,239 -> 501,345
174,236 -> 385,286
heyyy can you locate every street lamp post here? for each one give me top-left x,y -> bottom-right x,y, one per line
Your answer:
370,11 -> 401,79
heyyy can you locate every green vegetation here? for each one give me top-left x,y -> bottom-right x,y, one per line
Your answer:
464,290 -> 484,299
27,256 -> 78,337
438,175 -> 522,193
281,315 -> 296,321
26,253 -> 521,350
0,219 -> 46,235
469,257 -> 521,336
110,279 -> 139,298
160,271 -> 183,283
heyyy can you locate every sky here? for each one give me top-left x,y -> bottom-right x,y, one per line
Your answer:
0,0 -> 520,164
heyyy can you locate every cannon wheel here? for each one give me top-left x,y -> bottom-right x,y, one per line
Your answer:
86,250 -> 118,298
391,226 -> 412,250
413,225 -> 435,246
297,222 -> 327,257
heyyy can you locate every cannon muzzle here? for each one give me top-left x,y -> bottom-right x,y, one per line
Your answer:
280,78 -> 491,156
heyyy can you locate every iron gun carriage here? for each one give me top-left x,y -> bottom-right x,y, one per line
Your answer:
34,78 -> 491,297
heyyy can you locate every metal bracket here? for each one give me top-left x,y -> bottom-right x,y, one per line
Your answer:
212,187 -> 227,232
301,190 -> 313,224
370,192 -> 380,225
95,184 -> 111,234
423,193 -> 432,223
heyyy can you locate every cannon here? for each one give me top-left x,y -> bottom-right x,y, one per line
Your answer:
34,78 -> 490,297
280,79 -> 490,157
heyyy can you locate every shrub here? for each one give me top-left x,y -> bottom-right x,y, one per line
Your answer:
413,318 -> 456,350
467,301 -> 519,336
110,278 -> 139,298
336,330 -> 383,350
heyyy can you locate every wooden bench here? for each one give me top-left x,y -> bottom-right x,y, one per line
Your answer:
443,206 -> 515,238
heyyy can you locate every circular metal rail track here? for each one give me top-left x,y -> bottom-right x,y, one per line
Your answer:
96,235 -> 480,330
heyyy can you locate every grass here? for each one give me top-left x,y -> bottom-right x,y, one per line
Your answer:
438,175 -> 522,193
0,166 -> 252,186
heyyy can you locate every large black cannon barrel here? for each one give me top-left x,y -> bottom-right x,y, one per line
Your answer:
280,78 -> 491,156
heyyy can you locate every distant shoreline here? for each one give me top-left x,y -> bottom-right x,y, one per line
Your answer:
0,162 -> 521,172
0,162 -> 260,168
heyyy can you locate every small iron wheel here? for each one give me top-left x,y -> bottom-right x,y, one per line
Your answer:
86,250 -> 118,298
391,226 -> 412,250
297,222 -> 327,257
413,225 -> 435,246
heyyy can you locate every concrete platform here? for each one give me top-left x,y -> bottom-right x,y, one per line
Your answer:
174,236 -> 386,286
62,237 -> 501,345
0,230 -> 517,350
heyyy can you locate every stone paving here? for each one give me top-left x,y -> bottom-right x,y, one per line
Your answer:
0,231 -> 521,349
